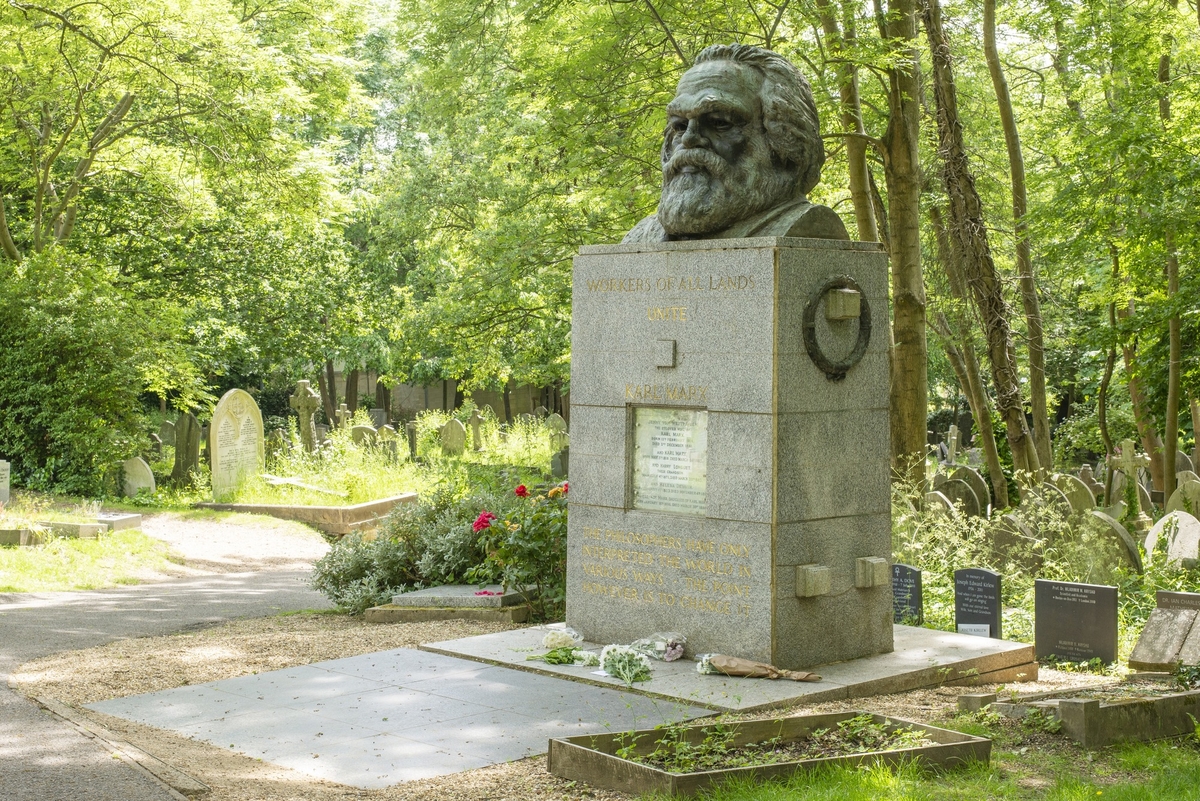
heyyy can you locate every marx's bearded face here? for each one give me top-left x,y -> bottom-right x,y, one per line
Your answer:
657,60 -> 799,236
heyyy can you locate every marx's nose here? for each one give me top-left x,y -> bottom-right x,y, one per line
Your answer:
680,118 -> 708,148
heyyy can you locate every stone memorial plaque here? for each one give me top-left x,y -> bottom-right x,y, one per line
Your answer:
1157,591 -> 1200,610
892,563 -> 923,625
0,459 -> 10,504
955,568 -> 1002,639
1034,579 -> 1118,663
210,389 -> 264,502
630,407 -> 707,516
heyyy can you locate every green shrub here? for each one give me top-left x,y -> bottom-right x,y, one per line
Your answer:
309,532 -> 422,614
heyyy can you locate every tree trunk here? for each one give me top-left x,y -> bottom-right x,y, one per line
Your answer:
1191,396 -> 1200,472
983,0 -> 1051,469
1160,43 -> 1181,500
319,361 -> 337,424
1097,246 -> 1120,458
1120,302 -> 1166,491
502,382 -> 512,423
929,205 -> 1009,507
881,0 -> 928,487
345,368 -> 360,415
375,379 -> 391,420
816,0 -> 879,241
923,0 -> 1039,479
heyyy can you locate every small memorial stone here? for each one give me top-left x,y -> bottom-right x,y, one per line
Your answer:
350,424 -> 378,446
1145,511 -> 1200,566
468,409 -> 484,451
550,446 -> 569,478
1034,579 -> 1118,663
1054,472 -> 1097,513
158,419 -> 176,446
940,478 -> 980,517
440,418 -> 467,454
951,465 -> 990,512
1088,509 -> 1144,572
210,389 -> 264,502
955,568 -> 1002,639
0,459 -> 10,504
369,408 -> 388,428
122,457 -> 156,498
546,412 -> 569,451
1078,464 -> 1104,500
1167,480 -> 1200,515
892,563 -> 923,625
171,413 -> 201,484
405,421 -> 418,461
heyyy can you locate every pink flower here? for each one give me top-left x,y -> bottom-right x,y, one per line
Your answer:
474,590 -> 500,596
472,510 -> 497,532
514,485 -> 529,498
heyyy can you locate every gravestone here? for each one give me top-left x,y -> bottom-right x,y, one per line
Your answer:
405,422 -> 418,462
1128,592 -> 1200,671
550,446 -> 569,478
198,425 -> 209,461
468,409 -> 484,451
1179,447 -> 1194,477
350,424 -> 378,446
158,419 -> 176,446
1178,470 -> 1200,485
170,413 -> 201,484
951,466 -> 990,512
122,457 -> 156,498
1039,481 -> 1072,514
148,433 -> 163,459
993,513 -> 1040,570
940,478 -> 980,517
533,405 -> 549,418
335,403 -> 350,429
567,239 -> 892,669
1054,473 -> 1097,514
1167,480 -> 1200,515
288,381 -> 321,453
1078,464 -> 1104,501
210,389 -> 265,502
314,423 -> 330,444
955,568 -> 1002,639
265,429 -> 287,461
1088,510 -> 1143,572
440,418 -> 466,455
1034,579 -> 1118,664
924,490 -> 958,518
892,563 -> 923,625
369,408 -> 388,428
547,412 -> 569,451
1148,511 -> 1200,568
944,424 -> 960,466
1108,438 -> 1153,532
0,459 -> 10,504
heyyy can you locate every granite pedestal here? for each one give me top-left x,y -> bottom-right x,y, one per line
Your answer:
568,237 -> 891,669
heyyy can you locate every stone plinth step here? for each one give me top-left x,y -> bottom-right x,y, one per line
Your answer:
97,513 -> 143,531
363,604 -> 529,624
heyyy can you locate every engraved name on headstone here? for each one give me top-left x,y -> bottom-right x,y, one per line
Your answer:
1156,590 -> 1200,610
1034,579 -> 1118,663
631,407 -> 707,516
955,568 -> 1002,639
892,563 -> 923,625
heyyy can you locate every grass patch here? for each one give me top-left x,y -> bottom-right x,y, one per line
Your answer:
0,529 -> 183,592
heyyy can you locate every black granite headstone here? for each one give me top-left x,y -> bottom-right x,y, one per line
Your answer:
892,563 -> 923,625
1157,590 -> 1200,610
954,568 -> 1002,639
1034,579 -> 1118,663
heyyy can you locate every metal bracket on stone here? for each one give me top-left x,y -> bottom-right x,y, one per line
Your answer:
802,275 -> 871,382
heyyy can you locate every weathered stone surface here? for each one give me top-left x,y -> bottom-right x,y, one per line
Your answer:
1145,511 -> 1200,565
210,389 -> 264,502
391,585 -> 528,608
158,419 -> 176,446
951,466 -> 990,512
1128,608 -> 1197,671
170,413 -> 201,484
924,490 -> 957,517
40,521 -> 106,539
567,238 -> 891,669
1054,473 -> 1097,513
97,512 -> 142,531
363,604 -> 529,624
288,381 -> 321,453
440,419 -> 467,454
0,459 -> 9,504
1088,510 -> 1144,572
940,478 -> 980,517
1167,480 -> 1200,515
195,493 -> 416,536
468,409 -> 484,451
368,408 -> 388,428
122,456 -> 156,498
350,424 -> 378,446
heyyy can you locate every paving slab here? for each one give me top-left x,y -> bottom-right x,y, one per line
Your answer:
423,623 -> 1038,713
88,648 -> 711,789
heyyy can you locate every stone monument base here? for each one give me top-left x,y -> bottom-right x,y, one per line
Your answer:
423,624 -> 1038,714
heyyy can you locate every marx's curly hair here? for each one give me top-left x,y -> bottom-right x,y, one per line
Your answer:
690,44 -> 824,196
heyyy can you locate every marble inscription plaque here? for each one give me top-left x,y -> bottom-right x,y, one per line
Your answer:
631,407 -> 707,516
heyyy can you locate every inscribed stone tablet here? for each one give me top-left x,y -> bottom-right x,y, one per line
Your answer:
955,568 -> 1002,639
1034,579 -> 1118,663
892,563 -> 923,625
1157,591 -> 1200,610
631,407 -> 707,516
1128,608 -> 1197,671
210,389 -> 264,502
0,459 -> 9,504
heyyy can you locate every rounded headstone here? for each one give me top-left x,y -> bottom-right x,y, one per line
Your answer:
209,389 -> 264,502
122,457 -> 156,498
1088,509 -> 1144,573
1145,510 -> 1200,564
440,418 -> 467,454
1053,473 -> 1097,514
924,490 -> 957,518
350,424 -> 379,446
951,466 -> 991,512
940,478 -> 980,517
993,513 -> 1040,569
1168,480 -> 1200,515
158,419 -> 176,446
1178,470 -> 1200,485
1039,481 -> 1072,513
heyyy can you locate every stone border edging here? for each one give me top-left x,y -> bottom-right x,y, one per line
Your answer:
194,492 -> 417,535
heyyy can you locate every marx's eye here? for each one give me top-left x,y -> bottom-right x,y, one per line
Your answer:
670,118 -> 687,133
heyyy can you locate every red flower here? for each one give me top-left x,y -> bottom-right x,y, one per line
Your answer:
562,482 -> 569,494
514,485 -> 529,498
472,510 -> 497,532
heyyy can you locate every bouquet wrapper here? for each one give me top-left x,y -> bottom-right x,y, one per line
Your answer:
709,655 -> 821,682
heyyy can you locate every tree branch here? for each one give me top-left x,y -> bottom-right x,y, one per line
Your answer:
0,197 -> 22,263
640,0 -> 686,63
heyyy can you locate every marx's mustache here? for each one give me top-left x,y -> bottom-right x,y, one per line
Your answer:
663,148 -> 731,181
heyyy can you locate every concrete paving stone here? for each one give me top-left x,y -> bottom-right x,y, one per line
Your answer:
272,733 -> 495,789
88,684 -> 275,729
319,647 -> 492,684
173,704 -> 389,759
290,686 -> 485,729
207,664 -> 389,705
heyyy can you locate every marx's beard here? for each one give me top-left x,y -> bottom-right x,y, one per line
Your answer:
656,140 -> 797,236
